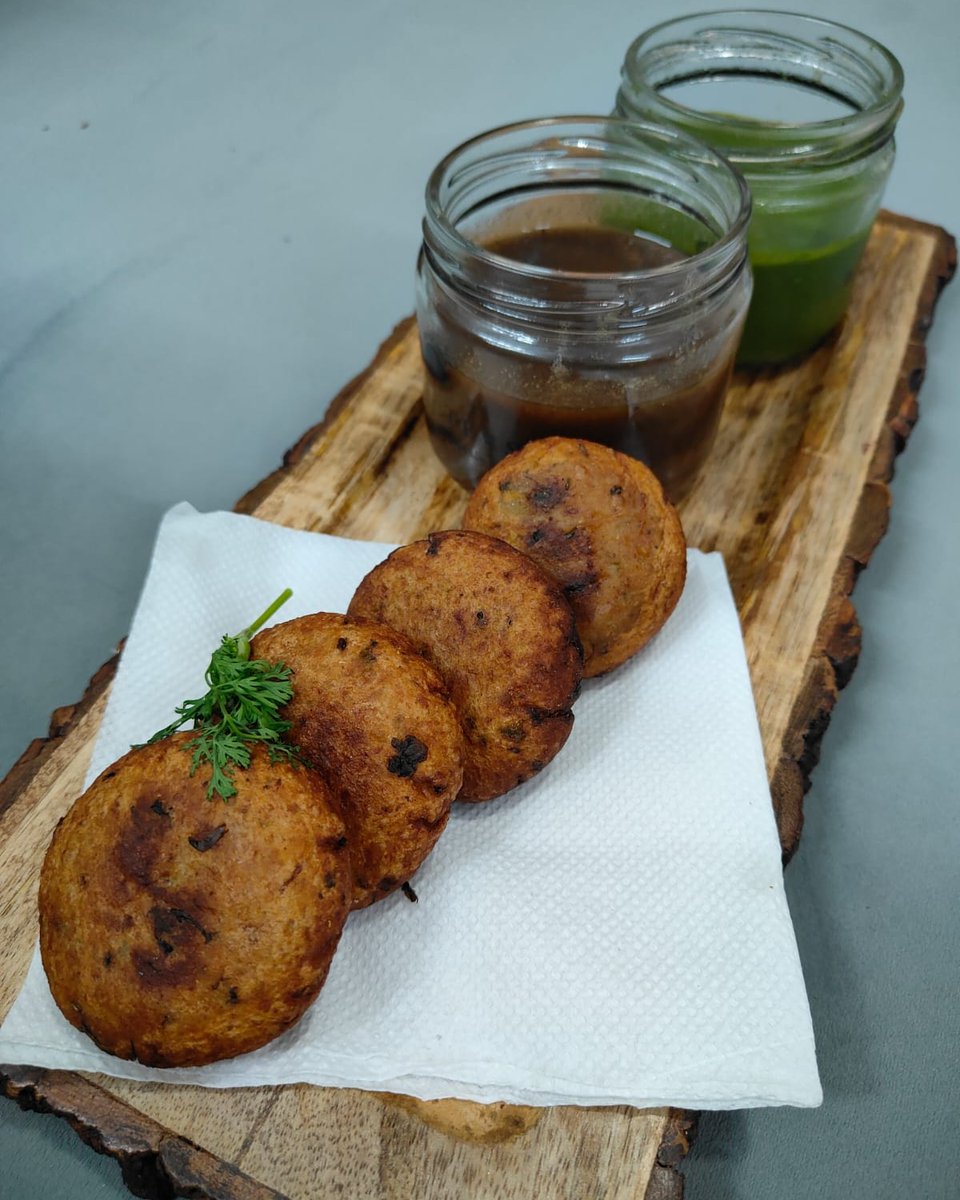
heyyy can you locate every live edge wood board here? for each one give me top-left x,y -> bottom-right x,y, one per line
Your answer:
0,211 -> 954,1200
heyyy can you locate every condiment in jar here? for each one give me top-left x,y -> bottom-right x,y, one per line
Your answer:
416,117 -> 752,498
616,11 -> 904,366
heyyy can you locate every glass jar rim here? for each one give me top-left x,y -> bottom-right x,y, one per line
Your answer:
423,114 -> 752,294
619,9 -> 904,165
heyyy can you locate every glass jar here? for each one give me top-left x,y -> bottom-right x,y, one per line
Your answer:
615,11 -> 904,365
416,116 -> 752,499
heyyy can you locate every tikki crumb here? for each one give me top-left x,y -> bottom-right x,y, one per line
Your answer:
188,825 -> 227,853
387,735 -> 428,778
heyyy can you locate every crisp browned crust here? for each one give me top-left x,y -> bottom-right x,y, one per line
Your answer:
252,613 -> 463,909
463,437 -> 687,677
348,530 -> 583,802
38,734 -> 351,1068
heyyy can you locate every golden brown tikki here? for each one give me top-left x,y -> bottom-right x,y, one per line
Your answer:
251,613 -> 463,909
348,530 -> 583,802
463,438 -> 687,677
39,735 -> 351,1068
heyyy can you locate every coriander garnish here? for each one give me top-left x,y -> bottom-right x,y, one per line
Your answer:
146,589 -> 299,801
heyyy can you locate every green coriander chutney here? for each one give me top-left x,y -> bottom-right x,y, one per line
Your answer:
739,231 -> 869,364
735,197 -> 877,365
616,11 -> 904,366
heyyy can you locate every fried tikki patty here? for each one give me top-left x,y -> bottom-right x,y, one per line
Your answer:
348,530 -> 582,802
252,613 -> 463,909
463,437 -> 687,677
39,735 -> 351,1068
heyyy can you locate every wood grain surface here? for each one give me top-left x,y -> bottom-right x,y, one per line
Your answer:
1,211 -> 954,1200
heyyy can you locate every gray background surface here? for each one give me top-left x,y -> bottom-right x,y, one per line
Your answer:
1,2 -> 957,1197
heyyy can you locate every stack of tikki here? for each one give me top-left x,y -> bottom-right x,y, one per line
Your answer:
39,438 -> 686,1066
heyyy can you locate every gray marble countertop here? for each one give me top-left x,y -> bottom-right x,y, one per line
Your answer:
1,2 -> 958,1197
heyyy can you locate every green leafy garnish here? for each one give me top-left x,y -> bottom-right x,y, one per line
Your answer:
146,589 -> 298,801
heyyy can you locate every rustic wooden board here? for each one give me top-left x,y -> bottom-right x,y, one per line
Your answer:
0,211 -> 954,1200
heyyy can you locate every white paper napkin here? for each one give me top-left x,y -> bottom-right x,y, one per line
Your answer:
0,502 -> 821,1109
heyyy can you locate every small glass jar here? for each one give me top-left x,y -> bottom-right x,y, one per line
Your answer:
615,11 -> 904,365
416,116 -> 752,499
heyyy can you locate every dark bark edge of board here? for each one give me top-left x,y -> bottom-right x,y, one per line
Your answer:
0,1065 -> 288,1200
768,214 -> 956,864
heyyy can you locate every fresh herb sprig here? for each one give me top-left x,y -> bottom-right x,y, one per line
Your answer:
147,589 -> 298,801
